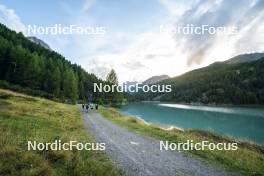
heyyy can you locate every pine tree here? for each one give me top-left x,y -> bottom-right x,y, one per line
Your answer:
106,69 -> 118,85
63,68 -> 78,100
105,69 -> 123,106
51,67 -> 61,97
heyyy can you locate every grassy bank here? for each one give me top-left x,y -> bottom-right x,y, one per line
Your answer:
0,89 -> 121,176
99,107 -> 264,175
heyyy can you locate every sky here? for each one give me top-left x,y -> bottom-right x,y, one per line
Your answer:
0,0 -> 263,83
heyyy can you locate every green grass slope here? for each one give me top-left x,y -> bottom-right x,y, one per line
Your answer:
0,89 -> 121,176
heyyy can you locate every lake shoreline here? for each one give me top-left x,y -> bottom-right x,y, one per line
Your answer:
117,106 -> 258,145
119,102 -> 264,144
139,100 -> 264,108
99,107 -> 264,175
126,113 -> 185,132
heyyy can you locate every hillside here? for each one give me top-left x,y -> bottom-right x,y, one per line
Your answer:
134,55 -> 264,105
225,53 -> 264,64
0,23 -> 100,101
143,75 -> 169,85
0,89 -> 120,175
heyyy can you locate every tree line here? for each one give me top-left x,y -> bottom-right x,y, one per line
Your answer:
0,23 -> 123,105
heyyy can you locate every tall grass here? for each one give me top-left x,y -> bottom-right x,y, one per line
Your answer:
0,89 -> 121,176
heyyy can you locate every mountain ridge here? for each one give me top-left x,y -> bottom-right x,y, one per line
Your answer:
27,36 -> 51,50
133,53 -> 264,105
225,53 -> 264,64
143,75 -> 170,84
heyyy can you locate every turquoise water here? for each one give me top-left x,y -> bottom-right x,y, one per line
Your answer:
118,102 -> 264,144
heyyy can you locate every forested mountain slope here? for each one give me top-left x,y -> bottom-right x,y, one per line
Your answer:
135,55 -> 264,105
0,23 -> 100,101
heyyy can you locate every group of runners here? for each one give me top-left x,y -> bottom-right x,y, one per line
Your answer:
82,103 -> 98,112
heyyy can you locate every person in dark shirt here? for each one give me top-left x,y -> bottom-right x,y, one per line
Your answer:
85,104 -> 89,112
95,104 -> 98,110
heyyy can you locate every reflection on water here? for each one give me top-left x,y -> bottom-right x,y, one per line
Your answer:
119,102 -> 264,144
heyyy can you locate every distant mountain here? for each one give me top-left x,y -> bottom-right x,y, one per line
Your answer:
143,75 -> 169,85
122,81 -> 138,92
225,53 -> 264,64
133,54 -> 264,105
27,36 -> 51,50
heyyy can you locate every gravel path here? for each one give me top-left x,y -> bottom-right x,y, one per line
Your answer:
82,110 -> 233,176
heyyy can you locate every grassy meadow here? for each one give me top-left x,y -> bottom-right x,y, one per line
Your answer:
0,89 -> 121,176
99,107 -> 264,176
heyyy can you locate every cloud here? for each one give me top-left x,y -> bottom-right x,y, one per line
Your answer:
158,0 -> 195,18
169,0 -> 264,65
122,61 -> 145,70
0,4 -> 26,33
144,53 -> 173,60
187,44 -> 209,66
88,59 -> 111,80
84,32 -> 188,83
87,0 -> 264,82
30,0 -> 264,83
82,0 -> 96,12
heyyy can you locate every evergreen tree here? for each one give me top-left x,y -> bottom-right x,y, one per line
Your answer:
50,67 -> 61,97
63,69 -> 78,100
106,69 -> 118,85
105,69 -> 123,106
